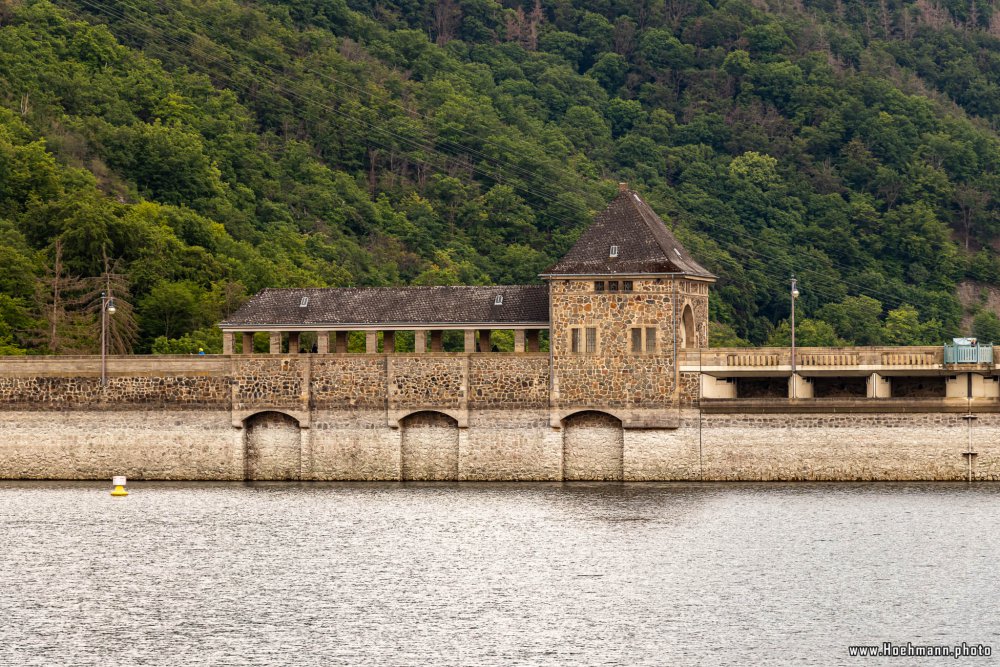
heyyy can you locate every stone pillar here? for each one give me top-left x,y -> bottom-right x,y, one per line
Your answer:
269,332 -> 282,355
788,374 -> 813,399
222,331 -> 234,355
479,329 -> 491,353
335,331 -> 348,353
868,373 -> 891,398
383,330 -> 396,354
366,331 -> 378,354
414,331 -> 426,353
316,332 -> 330,354
242,332 -> 254,355
288,332 -> 300,355
430,330 -> 443,352
464,330 -> 476,353
526,329 -> 540,352
514,330 -> 526,353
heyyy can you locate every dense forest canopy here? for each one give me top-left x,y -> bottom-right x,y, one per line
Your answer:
2,0 -> 1000,353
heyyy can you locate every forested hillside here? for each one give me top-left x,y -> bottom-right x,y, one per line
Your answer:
2,0 -> 1000,353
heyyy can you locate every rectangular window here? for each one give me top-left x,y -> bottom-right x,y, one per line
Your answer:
608,280 -> 619,292
622,280 -> 633,292
586,327 -> 597,354
631,328 -> 642,354
645,327 -> 656,353
594,281 -> 605,292
571,328 -> 580,354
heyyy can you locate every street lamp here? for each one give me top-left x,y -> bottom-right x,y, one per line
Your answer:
101,291 -> 116,387
790,276 -> 799,399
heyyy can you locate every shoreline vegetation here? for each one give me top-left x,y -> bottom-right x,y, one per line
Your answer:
3,0 -> 1000,356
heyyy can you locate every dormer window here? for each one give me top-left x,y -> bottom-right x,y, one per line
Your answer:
494,295 -> 503,306
609,245 -> 619,258
299,297 -> 309,307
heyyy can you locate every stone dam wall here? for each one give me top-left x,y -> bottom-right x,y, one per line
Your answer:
0,355 -> 998,481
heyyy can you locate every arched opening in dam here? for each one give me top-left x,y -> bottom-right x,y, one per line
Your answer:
562,411 -> 624,481
243,411 -> 301,481
400,411 -> 460,481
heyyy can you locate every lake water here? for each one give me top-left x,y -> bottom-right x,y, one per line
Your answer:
1,482 -> 998,666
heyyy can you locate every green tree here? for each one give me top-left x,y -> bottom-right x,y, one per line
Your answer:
817,296 -> 884,345
767,319 -> 845,346
972,311 -> 1000,344
884,305 -> 942,345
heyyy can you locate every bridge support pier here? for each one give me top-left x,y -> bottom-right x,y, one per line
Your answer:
789,374 -> 813,399
868,373 -> 891,398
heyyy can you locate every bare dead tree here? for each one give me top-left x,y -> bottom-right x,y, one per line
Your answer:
527,0 -> 542,51
433,0 -> 461,46
956,185 -> 990,251
31,239 -> 90,353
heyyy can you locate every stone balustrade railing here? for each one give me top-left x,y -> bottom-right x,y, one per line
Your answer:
682,346 -> 956,370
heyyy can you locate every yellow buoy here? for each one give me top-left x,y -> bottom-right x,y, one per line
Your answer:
111,475 -> 128,497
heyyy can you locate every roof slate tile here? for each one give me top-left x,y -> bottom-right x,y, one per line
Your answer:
542,189 -> 715,278
220,285 -> 549,328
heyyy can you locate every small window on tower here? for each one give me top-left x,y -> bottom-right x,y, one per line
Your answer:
299,297 -> 309,308
609,245 -> 619,258
622,280 -> 633,292
608,281 -> 619,292
494,295 -> 503,305
594,281 -> 605,292
631,328 -> 642,354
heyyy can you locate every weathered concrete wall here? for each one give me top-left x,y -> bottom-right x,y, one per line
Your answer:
697,413 -> 998,481
245,411 -> 301,481
461,409 -> 561,481
563,411 -> 624,481
307,409 -> 401,481
0,410 -> 241,480
2,354 -> 1000,482
400,411 -> 459,481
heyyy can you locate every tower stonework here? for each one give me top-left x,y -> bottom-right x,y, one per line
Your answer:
541,185 -> 715,427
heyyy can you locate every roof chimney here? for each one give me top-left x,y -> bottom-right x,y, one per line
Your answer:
618,182 -> 628,193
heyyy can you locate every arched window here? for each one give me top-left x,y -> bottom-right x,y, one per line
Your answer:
682,304 -> 695,349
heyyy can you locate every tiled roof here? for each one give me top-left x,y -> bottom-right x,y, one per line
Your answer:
541,188 -> 715,278
220,285 -> 549,328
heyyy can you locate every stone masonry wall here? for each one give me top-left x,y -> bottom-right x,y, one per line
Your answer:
0,375 -> 230,409
563,411 -> 624,481
549,278 -> 707,409
0,410 -> 240,480
469,356 -> 549,408
389,357 -> 465,411
4,355 -> 1000,481
696,412 -> 1000,481
400,411 -> 460,480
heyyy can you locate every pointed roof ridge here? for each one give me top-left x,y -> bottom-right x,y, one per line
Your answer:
540,188 -> 715,279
